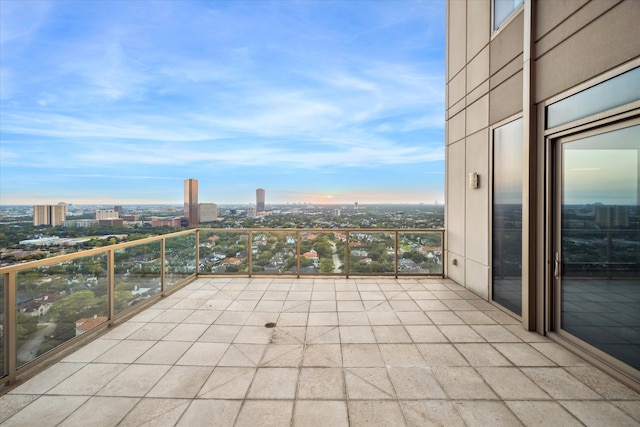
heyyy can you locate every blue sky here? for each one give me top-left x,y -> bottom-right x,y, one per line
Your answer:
0,0 -> 445,205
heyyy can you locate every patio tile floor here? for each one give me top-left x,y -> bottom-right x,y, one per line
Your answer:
1,277 -> 639,426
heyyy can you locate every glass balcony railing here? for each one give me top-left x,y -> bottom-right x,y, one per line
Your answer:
0,227 -> 443,386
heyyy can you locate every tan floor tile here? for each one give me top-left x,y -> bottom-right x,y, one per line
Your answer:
0,395 -> 39,424
471,324 -> 521,342
427,311 -> 465,324
282,300 -> 310,312
307,312 -> 338,326
416,343 -> 469,366
260,344 -> 304,367
162,323 -> 208,341
246,368 -> 298,399
566,366 -> 640,400
476,367 -> 551,400
58,396 -> 139,426
227,300 -> 259,312
367,311 -> 401,325
373,325 -> 412,343
309,300 -> 336,312
233,325 -> 273,344
245,311 -> 278,326
407,290 -> 436,300
337,300 -> 365,311
493,343 -> 556,366
306,326 -> 340,344
172,297 -> 209,309
214,310 -> 252,325
118,398 -> 190,426
530,343 -> 588,366
270,326 -> 306,344
48,363 -> 127,395
396,311 -> 432,325
416,299 -> 450,311
485,310 -> 521,325
506,401 -> 582,426
177,399 -> 242,426
183,309 -> 221,324
454,401 -> 523,426
97,364 -> 170,397
442,299 -> 477,310
198,324 -> 241,343
340,325 -> 376,343
561,401 -> 639,427
521,367 -> 602,399
294,400 -> 348,426
342,344 -> 385,367
127,323 -> 177,341
302,344 -> 342,367
151,309 -> 194,323
1,396 -> 89,427
389,300 -> 421,311
439,325 -> 485,343
379,343 -> 425,366
9,362 -> 85,395
312,291 -> 335,301
262,290 -> 288,300
297,367 -> 344,399
457,310 -> 497,325
277,312 -> 308,326
345,368 -> 396,399
287,291 -> 312,301
612,401 -> 640,423
455,343 -> 512,366
348,400 -> 406,427
198,367 -> 256,399
432,367 -> 498,399
176,342 -> 229,366
336,291 -> 360,300
405,325 -> 448,343
62,339 -> 120,363
338,311 -> 370,325
218,344 -> 266,367
388,366 -> 447,399
235,400 -> 293,427
147,365 -> 213,398
401,400 -> 466,427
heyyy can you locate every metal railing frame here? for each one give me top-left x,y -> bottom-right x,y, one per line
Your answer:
1,227 -> 443,387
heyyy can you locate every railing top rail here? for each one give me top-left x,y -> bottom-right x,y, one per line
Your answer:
0,227 -> 444,274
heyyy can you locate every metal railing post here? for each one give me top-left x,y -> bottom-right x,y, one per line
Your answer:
195,229 -> 200,275
395,231 -> 399,278
161,237 -> 166,294
296,230 -> 301,277
108,249 -> 115,324
345,231 -> 350,278
6,271 -> 17,384
248,230 -> 253,277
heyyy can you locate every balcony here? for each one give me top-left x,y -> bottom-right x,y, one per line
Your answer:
1,229 -> 639,425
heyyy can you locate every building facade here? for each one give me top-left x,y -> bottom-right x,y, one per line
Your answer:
95,209 -> 119,220
199,203 -> 218,223
445,0 -> 639,389
33,203 -> 67,226
256,188 -> 266,212
184,178 -> 199,227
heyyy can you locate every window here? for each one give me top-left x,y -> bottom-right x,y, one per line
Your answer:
493,0 -> 523,31
492,117 -> 523,315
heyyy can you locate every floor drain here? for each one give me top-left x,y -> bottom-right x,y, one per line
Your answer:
264,322 -> 276,328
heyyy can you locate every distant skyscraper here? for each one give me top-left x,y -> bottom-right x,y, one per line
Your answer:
256,188 -> 266,212
114,205 -> 123,214
184,179 -> 199,226
199,203 -> 218,223
33,203 -> 67,226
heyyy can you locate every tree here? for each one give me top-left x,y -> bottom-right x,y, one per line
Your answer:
319,258 -> 334,273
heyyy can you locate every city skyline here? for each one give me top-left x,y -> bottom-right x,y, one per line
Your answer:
0,1 -> 446,206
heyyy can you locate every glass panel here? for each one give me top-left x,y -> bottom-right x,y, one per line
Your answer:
0,274 -> 5,377
560,124 -> 640,370
165,233 -> 196,288
492,118 -> 523,315
198,230 -> 249,274
493,0 -> 523,30
16,254 -> 108,367
299,231 -> 343,275
348,232 -> 396,275
251,231 -> 296,274
547,67 -> 640,129
114,241 -> 161,315
398,232 -> 443,275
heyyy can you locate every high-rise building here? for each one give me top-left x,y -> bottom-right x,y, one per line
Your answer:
445,0 -> 639,387
184,179 -> 199,226
33,203 -> 67,226
114,205 -> 123,214
95,209 -> 119,220
256,189 -> 265,212
199,203 -> 218,223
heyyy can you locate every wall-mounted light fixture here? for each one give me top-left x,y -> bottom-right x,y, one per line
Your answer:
469,172 -> 479,189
